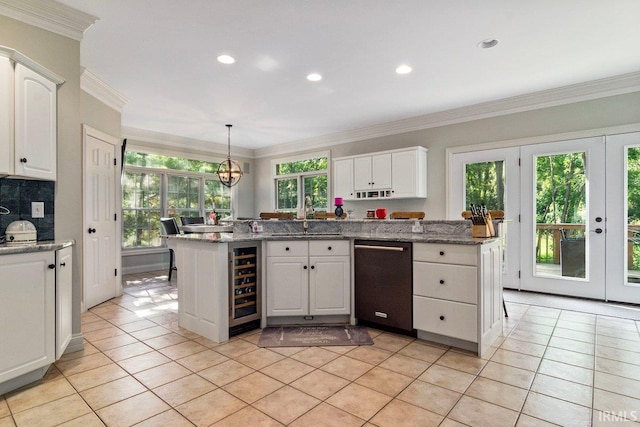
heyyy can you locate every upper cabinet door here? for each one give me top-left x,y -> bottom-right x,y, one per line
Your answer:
14,63 -> 57,181
392,148 -> 427,198
353,156 -> 372,190
334,158 -> 354,200
371,153 -> 391,190
0,57 -> 13,176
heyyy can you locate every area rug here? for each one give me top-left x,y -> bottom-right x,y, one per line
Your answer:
257,325 -> 373,347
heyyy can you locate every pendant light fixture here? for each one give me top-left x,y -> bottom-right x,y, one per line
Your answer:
216,124 -> 243,187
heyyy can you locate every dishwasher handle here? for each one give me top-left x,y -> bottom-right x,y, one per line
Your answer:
354,244 -> 405,252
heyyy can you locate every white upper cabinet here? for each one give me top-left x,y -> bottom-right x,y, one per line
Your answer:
334,147 -> 427,200
0,48 -> 64,181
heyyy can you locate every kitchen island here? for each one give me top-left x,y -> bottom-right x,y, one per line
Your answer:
164,219 -> 503,356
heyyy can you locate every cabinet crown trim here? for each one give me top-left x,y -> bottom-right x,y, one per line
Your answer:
333,145 -> 427,161
0,46 -> 65,84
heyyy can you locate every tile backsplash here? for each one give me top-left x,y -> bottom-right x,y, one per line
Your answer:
0,178 -> 55,241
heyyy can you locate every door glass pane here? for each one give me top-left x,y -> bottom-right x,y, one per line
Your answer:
276,178 -> 297,210
535,152 -> 586,278
627,147 -> 640,284
465,161 -> 505,210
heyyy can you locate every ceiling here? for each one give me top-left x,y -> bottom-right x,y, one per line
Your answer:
55,0 -> 640,150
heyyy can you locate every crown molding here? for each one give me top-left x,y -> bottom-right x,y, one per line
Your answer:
254,70 -> 640,158
0,45 -> 64,84
122,126 -> 254,159
0,0 -> 97,41
81,68 -> 128,113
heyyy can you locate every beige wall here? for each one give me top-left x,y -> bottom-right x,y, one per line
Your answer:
81,91 -> 122,139
0,15 -> 83,334
255,92 -> 640,219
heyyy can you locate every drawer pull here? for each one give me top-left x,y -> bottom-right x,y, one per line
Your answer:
375,311 -> 388,318
439,315 -> 445,321
355,244 -> 404,252
303,265 -> 307,270
328,246 -> 332,251
439,251 -> 445,256
439,279 -> 445,284
285,247 -> 290,251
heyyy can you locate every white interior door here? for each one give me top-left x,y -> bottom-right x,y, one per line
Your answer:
449,147 -> 520,289
606,132 -> 640,303
83,126 -> 119,309
520,137 -> 606,299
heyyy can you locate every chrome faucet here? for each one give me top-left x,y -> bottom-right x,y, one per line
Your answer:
303,219 -> 308,234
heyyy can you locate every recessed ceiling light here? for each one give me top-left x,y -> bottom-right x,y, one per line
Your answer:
477,39 -> 499,49
395,64 -> 413,75
217,55 -> 235,64
307,73 -> 322,82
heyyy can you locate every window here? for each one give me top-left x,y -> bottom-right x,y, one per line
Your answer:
273,153 -> 329,215
122,151 -> 231,249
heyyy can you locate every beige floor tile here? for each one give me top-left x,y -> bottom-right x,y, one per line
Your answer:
436,350 -> 487,375
322,345 -> 356,354
116,319 -> 158,333
289,369 -> 350,400
268,346 -> 305,356
81,312 -> 102,325
531,374 -> 593,408
559,311 -> 596,325
465,377 -> 528,411
56,412 -> 105,427
290,347 -> 339,368
597,325 -> 639,341
12,394 -> 91,427
449,395 -> 519,427
326,382 -> 391,420
491,349 -> 541,372
556,319 -> 597,334
55,352 -> 113,376
290,402 -> 364,427
66,363 -> 129,392
198,359 -> 255,386
355,366 -> 413,397
0,398 -> 9,418
176,349 -> 229,372
211,405 -> 282,426
102,341 -> 154,362
515,414 -> 561,426
57,343 -> 100,363
548,336 -> 595,355
235,348 -> 285,370
397,341 -> 448,362
91,333 -> 139,351
397,379 -> 461,416
259,358 -> 315,384
596,335 -> 640,353
221,370 -> 283,404
82,325 -> 126,343
96,390 -> 169,426
508,329 -> 551,346
514,321 -> 554,336
440,418 -> 470,427
522,392 -> 592,427
538,359 -> 593,386
215,340 -> 259,358
553,327 -> 595,344
116,350 -> 171,374
596,344 -> 640,367
134,409 -> 194,427
320,355 -> 374,381
0,416 -> 15,427
129,326 -> 171,342
597,317 -> 638,332
595,370 -> 640,400
479,361 -> 535,389
7,378 -> 76,413
378,354 -> 431,378
158,340 -> 208,359
372,333 -> 414,352
42,365 -> 63,382
101,312 -> 143,326
499,338 -> 547,358
143,332 -> 190,349
418,364 -> 476,393
521,314 -> 558,327
596,356 -> 640,381
345,345 -> 393,365
370,399 -> 443,427
543,346 -> 594,370
253,386 -> 320,425
525,307 -> 560,318
152,374 -> 216,407
79,319 -> 112,333
593,387 -> 640,416
133,361 -> 191,388
80,376 -> 146,410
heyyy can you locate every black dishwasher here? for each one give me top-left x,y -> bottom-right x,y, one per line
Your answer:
354,240 -> 414,334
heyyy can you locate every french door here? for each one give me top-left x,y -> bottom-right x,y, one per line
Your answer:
451,132 -> 640,304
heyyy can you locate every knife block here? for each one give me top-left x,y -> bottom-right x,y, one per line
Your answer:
471,223 -> 494,238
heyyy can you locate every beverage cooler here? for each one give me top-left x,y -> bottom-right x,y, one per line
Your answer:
228,243 -> 261,336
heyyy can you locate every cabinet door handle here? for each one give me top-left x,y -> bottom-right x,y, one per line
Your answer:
19,157 -> 27,163
439,279 -> 445,284
439,315 -> 445,321
439,251 -> 445,256
327,246 -> 332,251
285,247 -> 290,251
60,262 -> 66,267
303,265 -> 308,270
311,265 -> 315,269
88,228 -> 96,234
48,264 -> 55,269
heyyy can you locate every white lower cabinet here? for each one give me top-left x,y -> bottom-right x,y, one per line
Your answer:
413,240 -> 502,356
267,240 -> 350,317
0,248 -> 73,390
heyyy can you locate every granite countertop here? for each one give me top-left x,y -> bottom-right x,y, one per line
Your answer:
0,239 -> 75,255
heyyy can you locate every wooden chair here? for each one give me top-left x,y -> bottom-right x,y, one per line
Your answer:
314,212 -> 347,219
390,211 -> 425,220
160,218 -> 180,281
259,212 -> 294,220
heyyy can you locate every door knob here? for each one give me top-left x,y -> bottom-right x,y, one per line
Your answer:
595,217 -> 603,223
19,158 -> 27,163
88,228 -> 96,233
594,228 -> 603,234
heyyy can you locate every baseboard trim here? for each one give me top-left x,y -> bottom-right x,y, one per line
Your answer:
64,333 -> 85,354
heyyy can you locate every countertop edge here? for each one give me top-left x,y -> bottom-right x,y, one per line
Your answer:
0,239 -> 75,255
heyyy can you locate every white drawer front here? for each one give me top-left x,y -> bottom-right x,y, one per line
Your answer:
413,262 -> 477,304
413,243 -> 477,266
267,241 -> 308,257
309,240 -> 349,256
413,296 -> 477,342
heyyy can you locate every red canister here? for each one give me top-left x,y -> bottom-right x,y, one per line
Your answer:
375,208 -> 387,219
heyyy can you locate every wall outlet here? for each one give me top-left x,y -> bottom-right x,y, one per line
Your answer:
32,201 -> 44,218
412,220 -> 422,233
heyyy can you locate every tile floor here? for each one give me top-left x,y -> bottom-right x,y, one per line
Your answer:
1,271 -> 640,426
